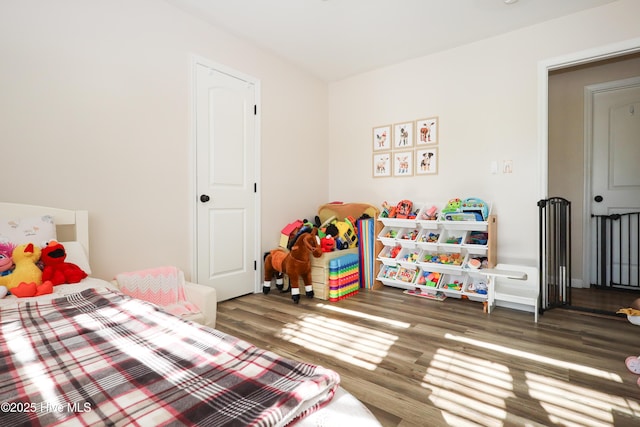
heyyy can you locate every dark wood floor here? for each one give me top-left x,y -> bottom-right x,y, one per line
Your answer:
215,286 -> 640,427
571,286 -> 640,314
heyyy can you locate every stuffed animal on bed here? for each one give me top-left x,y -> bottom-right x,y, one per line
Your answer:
0,243 -> 53,297
0,251 -> 14,276
0,252 -> 12,297
41,240 -> 88,285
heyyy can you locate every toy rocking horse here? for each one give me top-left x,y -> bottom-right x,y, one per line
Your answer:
263,228 -> 322,303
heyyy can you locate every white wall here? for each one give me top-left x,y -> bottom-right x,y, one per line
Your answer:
3,0 -> 639,283
328,0 -> 640,267
0,0 -> 329,280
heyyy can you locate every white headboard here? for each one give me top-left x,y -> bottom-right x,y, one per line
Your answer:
0,202 -> 89,256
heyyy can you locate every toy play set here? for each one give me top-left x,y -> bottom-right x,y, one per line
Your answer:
265,202 -> 380,303
376,197 -> 496,305
265,198 -> 495,305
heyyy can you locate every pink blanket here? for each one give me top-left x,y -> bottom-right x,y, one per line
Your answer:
115,266 -> 200,317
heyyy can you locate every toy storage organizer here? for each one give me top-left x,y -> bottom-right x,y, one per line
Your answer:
376,202 -> 497,305
310,202 -> 383,300
310,248 -> 362,301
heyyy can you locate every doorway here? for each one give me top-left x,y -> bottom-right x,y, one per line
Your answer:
544,42 -> 640,314
192,57 -> 261,302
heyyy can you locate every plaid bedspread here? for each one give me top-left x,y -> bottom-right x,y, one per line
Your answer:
0,288 -> 340,426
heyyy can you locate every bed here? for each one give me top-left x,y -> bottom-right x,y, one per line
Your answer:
0,202 -> 381,426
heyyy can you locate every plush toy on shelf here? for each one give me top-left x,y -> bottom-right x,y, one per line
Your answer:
0,243 -> 53,297
380,201 -> 397,218
320,234 -> 336,252
41,240 -> 88,285
395,200 -> 414,219
323,218 -> 358,250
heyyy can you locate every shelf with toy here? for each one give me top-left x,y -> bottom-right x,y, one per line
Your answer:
377,201 -> 442,247
378,244 -> 401,266
396,265 -> 419,284
398,227 -> 420,247
378,200 -> 421,228
416,203 -> 442,229
461,273 -> 489,302
438,198 -> 492,231
463,230 -> 490,255
436,272 -> 466,298
378,216 -> 418,229
378,226 -> 401,246
418,249 -> 466,273
415,228 -> 440,250
386,268 -> 447,296
376,264 -> 420,289
378,264 -> 400,281
378,226 -> 419,248
396,247 -> 421,268
464,254 -> 489,270
375,198 -> 497,305
415,269 -> 443,290
437,229 -> 467,251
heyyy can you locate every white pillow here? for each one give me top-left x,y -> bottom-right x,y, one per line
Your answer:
0,215 -> 57,247
59,241 -> 92,275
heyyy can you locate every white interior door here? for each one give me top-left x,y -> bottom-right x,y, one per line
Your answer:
587,77 -> 640,284
194,61 -> 259,301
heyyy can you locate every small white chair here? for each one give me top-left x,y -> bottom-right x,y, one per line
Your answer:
493,263 -> 540,322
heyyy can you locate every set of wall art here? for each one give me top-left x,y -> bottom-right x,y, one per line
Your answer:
372,117 -> 438,177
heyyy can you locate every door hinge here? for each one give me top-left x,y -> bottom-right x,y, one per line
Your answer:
254,105 -> 257,115
254,183 -> 257,193
254,260 -> 257,271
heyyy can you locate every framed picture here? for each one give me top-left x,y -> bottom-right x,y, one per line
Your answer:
415,117 -> 438,145
372,125 -> 391,151
393,150 -> 413,177
373,153 -> 391,178
393,122 -> 413,149
416,147 -> 438,175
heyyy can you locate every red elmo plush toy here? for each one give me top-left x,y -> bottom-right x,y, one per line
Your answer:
41,241 -> 88,285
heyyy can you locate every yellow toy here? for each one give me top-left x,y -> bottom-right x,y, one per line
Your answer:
335,219 -> 357,249
0,243 -> 43,291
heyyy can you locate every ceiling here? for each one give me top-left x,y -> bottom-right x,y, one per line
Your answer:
166,0 -> 617,82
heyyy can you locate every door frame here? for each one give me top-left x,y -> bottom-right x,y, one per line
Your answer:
189,55 -> 262,293
538,37 -> 640,288
584,76 -> 640,287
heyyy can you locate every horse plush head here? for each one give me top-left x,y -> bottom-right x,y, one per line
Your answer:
263,228 -> 322,303
292,230 -> 322,259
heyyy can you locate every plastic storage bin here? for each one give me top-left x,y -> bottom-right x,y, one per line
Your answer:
437,229 -> 467,251
396,247 -> 421,267
415,228 -> 440,249
463,274 -> 489,302
415,269 -> 442,288
378,245 -> 401,265
378,226 -> 400,246
437,273 -> 465,298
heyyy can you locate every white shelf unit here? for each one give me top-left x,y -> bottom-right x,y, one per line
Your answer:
376,202 -> 497,303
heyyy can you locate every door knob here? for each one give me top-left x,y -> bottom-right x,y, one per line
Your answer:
200,194 -> 210,203
594,195 -> 603,203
